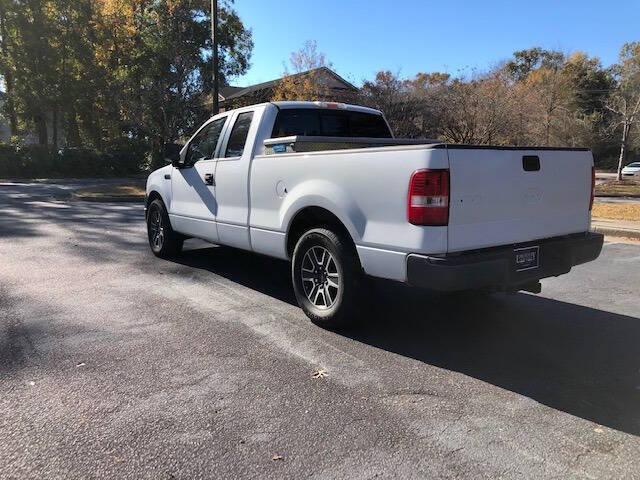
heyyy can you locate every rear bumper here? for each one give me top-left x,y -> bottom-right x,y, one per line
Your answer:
406,232 -> 604,292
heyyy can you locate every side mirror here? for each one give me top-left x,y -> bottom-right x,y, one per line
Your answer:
163,143 -> 184,167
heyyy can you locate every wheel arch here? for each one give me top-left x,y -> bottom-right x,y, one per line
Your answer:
145,190 -> 164,219
146,190 -> 163,207
280,179 -> 365,258
285,206 -> 359,262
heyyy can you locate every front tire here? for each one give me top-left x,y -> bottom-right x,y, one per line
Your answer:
147,199 -> 183,258
291,228 -> 363,329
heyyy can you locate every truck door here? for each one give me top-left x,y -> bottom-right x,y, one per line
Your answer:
169,116 -> 227,242
213,109 -> 257,250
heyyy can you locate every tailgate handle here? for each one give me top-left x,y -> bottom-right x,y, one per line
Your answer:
522,155 -> 540,172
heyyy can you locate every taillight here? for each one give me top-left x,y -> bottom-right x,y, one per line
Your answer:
589,166 -> 595,211
408,169 -> 449,226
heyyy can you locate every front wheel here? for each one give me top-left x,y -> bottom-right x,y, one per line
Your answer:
291,228 -> 363,329
147,199 -> 183,258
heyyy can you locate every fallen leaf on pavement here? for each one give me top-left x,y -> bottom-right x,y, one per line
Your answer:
312,368 -> 327,379
272,454 -> 284,461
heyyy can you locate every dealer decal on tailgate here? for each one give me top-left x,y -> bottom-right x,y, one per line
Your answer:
514,246 -> 539,271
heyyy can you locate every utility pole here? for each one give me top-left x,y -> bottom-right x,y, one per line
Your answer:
211,0 -> 219,115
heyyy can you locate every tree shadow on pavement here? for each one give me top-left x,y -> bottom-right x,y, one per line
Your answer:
174,244 -> 640,437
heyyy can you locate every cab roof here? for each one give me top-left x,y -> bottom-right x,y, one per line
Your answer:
270,101 -> 383,116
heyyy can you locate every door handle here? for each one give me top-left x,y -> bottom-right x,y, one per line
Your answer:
204,173 -> 215,186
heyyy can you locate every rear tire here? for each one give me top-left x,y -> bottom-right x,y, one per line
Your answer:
147,199 -> 183,258
291,227 -> 363,329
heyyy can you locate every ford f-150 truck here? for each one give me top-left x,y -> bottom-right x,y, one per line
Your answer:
145,101 -> 603,328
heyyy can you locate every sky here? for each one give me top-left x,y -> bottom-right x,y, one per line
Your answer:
232,0 -> 640,87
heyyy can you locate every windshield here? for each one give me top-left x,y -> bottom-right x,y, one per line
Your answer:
272,108 -> 392,139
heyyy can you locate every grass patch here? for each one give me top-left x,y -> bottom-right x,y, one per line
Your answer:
592,203 -> 640,221
73,184 -> 145,200
595,179 -> 640,197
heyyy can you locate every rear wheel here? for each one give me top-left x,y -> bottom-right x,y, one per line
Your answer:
147,199 -> 183,258
292,227 -> 363,329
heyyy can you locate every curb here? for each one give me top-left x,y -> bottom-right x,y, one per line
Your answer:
595,193 -> 640,199
592,225 -> 640,240
1,177 -> 146,184
71,194 -> 144,203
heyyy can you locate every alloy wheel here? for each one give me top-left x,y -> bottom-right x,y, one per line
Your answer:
149,207 -> 164,250
300,246 -> 340,309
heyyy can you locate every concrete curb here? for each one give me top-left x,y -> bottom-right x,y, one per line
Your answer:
71,194 -> 144,203
1,177 -> 146,184
595,193 -> 640,199
592,226 -> 640,240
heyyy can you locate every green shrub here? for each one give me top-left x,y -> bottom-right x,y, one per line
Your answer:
0,143 -> 22,177
57,147 -> 103,177
102,138 -> 149,176
0,139 -> 150,178
22,145 -> 60,176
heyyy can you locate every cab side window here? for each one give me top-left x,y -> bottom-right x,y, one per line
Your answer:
225,112 -> 254,158
185,118 -> 226,165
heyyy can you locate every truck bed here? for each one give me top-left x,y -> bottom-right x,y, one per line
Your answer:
263,135 -> 438,154
254,139 -> 594,260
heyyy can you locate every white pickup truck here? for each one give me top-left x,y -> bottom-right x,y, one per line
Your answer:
146,101 -> 603,328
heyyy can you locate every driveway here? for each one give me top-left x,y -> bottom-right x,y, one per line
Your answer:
1,182 -> 639,479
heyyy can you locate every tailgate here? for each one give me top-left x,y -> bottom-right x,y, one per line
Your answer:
447,147 -> 592,252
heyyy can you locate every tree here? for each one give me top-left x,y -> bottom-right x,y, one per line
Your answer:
403,72 -> 450,138
0,0 -> 18,136
0,0 -> 252,166
558,52 -> 614,157
357,46 -> 623,157
505,47 -> 565,81
94,0 -> 252,165
561,52 -> 613,115
606,42 -> 640,180
272,40 -> 332,101
433,70 -> 518,145
360,71 -> 421,137
520,66 -> 574,146
0,0 -> 57,145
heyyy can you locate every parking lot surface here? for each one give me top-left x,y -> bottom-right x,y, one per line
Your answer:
1,181 -> 639,479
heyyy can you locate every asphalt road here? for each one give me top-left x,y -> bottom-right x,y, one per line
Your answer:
1,181 -> 640,479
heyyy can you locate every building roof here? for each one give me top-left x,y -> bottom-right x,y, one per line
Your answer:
221,67 -> 358,102
219,86 -> 244,100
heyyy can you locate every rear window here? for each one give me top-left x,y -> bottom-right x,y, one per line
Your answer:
272,108 -> 392,138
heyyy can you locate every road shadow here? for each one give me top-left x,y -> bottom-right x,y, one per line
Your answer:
346,283 -> 640,436
176,243 -> 296,305
174,244 -> 640,437
0,195 -> 142,240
